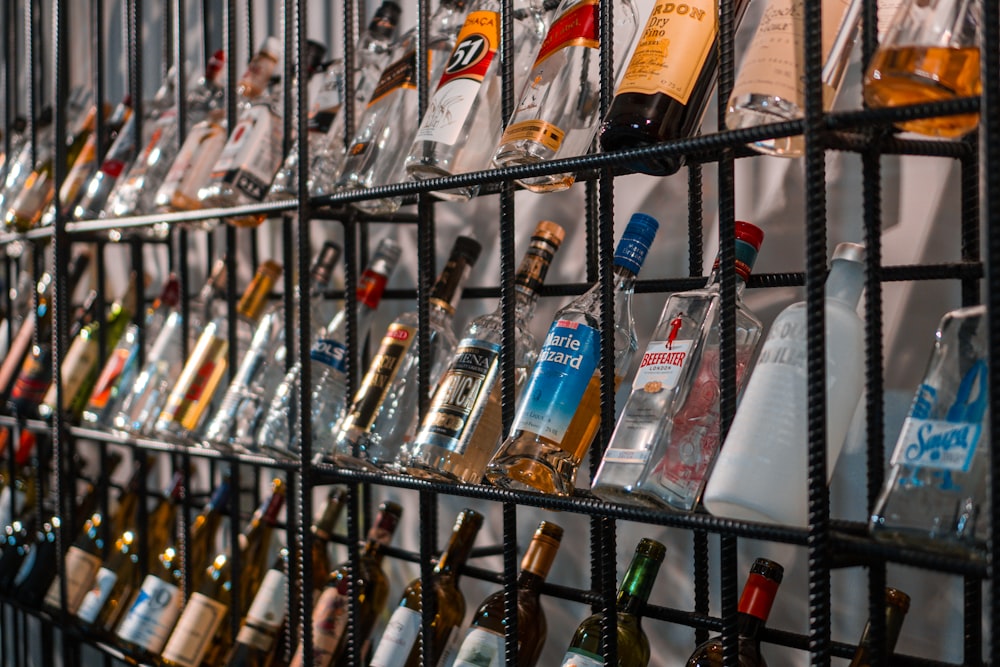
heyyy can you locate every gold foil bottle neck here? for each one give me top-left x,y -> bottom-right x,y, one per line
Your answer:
521,520 -> 564,577
238,260 -> 282,321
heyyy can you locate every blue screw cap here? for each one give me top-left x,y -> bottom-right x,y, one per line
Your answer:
614,212 -> 660,275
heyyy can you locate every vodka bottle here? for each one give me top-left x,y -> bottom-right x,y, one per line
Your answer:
406,221 -> 565,483
492,0 -> 641,192
256,236 -> 401,459
334,0 -> 470,214
703,243 -> 866,526
591,221 -> 765,511
869,306 -> 989,554
323,235 -> 482,471
403,0 -> 548,201
485,213 -> 658,496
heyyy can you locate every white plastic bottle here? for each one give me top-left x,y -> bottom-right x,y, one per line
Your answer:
702,242 -> 866,526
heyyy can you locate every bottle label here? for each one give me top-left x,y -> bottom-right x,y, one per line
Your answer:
511,319 -> 600,444
246,568 -> 288,629
311,337 -> 349,373
10,351 -> 51,406
116,574 -> 183,653
369,49 -> 419,107
75,566 -> 118,623
43,545 -> 102,613
291,584 -> 349,667
160,592 -> 229,667
890,417 -> 981,472
157,121 -> 227,207
499,120 -> 566,153
560,648 -> 605,666
369,605 -> 421,667
357,268 -> 391,309
161,333 -> 229,431
452,626 -> 505,667
616,0 -> 717,104
415,11 -> 500,146
632,338 -> 693,391
236,624 -> 276,653
419,339 -> 501,455
601,447 -> 652,464
53,334 -> 101,410
211,105 -> 283,201
347,323 -> 416,431
87,343 -> 135,411
534,0 -> 599,66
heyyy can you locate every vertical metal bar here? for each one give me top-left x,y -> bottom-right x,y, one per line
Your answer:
343,483 -> 362,666
175,0 -> 188,149
2,0 -> 16,177
25,0 -> 37,165
129,0 -> 143,158
341,0 -> 359,148
418,490 -> 438,667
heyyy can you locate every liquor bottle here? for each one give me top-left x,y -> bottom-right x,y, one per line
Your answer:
256,236 -> 401,459
0,115 -> 30,211
155,260 -> 282,442
703,243 -> 866,527
323,235 -> 482,471
201,242 -> 340,452
310,487 -> 349,594
406,221 -> 565,483
485,212 -> 659,496
558,537 -> 666,667
0,430 -> 40,534
684,558 -> 785,667
333,0 -> 469,214
369,508 -> 484,667
0,268 -> 35,360
492,0 -> 641,191
847,587 -> 910,667
289,500 -> 404,667
591,221 -> 765,511
869,305 -> 988,553
0,497 -> 45,590
0,107 -> 53,220
403,0 -> 548,201
184,476 -> 234,592
233,478 -> 286,617
863,0 -> 981,138
598,0 -> 751,176
221,549 -> 290,667
452,521 -> 564,667
104,51 -> 227,219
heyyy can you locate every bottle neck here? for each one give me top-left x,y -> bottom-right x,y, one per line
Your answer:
706,265 -> 748,297
434,515 -> 481,580
825,257 -> 864,308
616,552 -> 659,616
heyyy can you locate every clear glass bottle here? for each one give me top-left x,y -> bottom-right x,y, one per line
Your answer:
403,0 -> 547,201
333,0 -> 469,214
492,0 -> 640,192
869,305 -> 988,554
591,221 -> 765,511
847,587 -> 910,667
0,108 -> 52,223
406,221 -> 565,483
703,243 -> 867,527
322,235 -> 482,471
256,236 -> 401,459
485,212 -> 658,496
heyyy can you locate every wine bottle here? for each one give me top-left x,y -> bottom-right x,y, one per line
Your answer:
369,508 -> 483,667
684,557 -> 784,667
0,499 -> 45,590
233,478 -> 287,617
452,521 -> 563,667
847,587 -> 910,667
310,487 -> 349,594
221,549 -> 291,667
559,537 -> 666,667
0,429 -> 40,531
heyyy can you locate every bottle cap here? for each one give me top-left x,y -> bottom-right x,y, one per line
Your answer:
158,274 -> 182,308
311,241 -> 342,286
368,500 -> 404,547
739,557 -> 783,620
372,236 -> 403,268
370,1 -> 403,40
313,486 -> 348,538
532,220 -> 566,248
452,235 -> 483,266
260,36 -> 283,61
832,241 -> 865,264
454,507 -> 485,532
714,220 -> 764,281
634,537 -> 666,563
614,212 -> 660,275
206,50 -> 226,79
521,521 -> 564,576
749,557 -> 784,582
306,40 -> 328,74
884,587 -> 911,613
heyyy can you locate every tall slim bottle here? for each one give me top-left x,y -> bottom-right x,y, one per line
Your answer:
591,221 -> 765,510
847,587 -> 910,667
221,549 -> 291,667
323,236 -> 482,471
368,508 -> 484,667
558,538 -> 666,667
406,221 -> 565,483
486,213 -> 658,496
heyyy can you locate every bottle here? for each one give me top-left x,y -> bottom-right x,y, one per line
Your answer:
684,557 -> 785,667
869,305 -> 988,553
154,260 -> 282,442
591,221 -> 765,511
558,537 -> 666,667
0,268 -> 35,360
406,221 -> 565,483
0,429 -> 39,532
289,500 -> 404,667
403,0 -> 548,201
310,487 -> 349,595
323,236 -> 482,471
256,236 -> 401,459
201,242 -> 340,452
369,508 -> 484,667
0,498 -> 44,590
847,587 -> 910,667
452,521 -> 564,667
333,0 -> 469,214
0,108 -> 52,219
492,0 -> 641,191
221,549 -> 291,667
184,476 -> 235,592
233,478 -> 286,617
598,0 -> 751,176
485,212 -> 659,496
702,243 -> 866,527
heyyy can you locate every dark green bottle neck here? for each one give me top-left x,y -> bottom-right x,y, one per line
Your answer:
616,554 -> 659,616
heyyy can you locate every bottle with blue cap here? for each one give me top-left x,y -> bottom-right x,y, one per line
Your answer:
486,212 -> 660,496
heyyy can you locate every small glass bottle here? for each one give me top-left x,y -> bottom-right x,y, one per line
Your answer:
323,235 -> 482,471
847,587 -> 910,667
591,221 -> 764,511
486,212 -> 659,496
406,221 -> 565,483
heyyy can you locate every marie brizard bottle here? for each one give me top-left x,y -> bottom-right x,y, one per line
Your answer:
684,558 -> 785,667
452,521 -> 564,667
406,221 -> 565,483
154,260 -> 282,443
369,508 -> 484,667
485,213 -> 658,496
559,537 -> 666,667
221,548 -> 291,667
598,0 -> 751,176
290,500 -> 404,667
323,236 -> 482,471
847,587 -> 910,667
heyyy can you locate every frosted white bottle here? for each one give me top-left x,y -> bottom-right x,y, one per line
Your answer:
702,242 -> 866,526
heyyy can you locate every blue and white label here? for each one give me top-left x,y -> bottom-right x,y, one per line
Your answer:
511,319 -> 600,444
311,337 -> 349,373
76,567 -> 118,623
116,575 -> 182,652
560,648 -> 605,666
890,417 -> 981,472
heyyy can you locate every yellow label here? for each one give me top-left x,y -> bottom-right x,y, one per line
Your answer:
161,334 -> 229,431
500,120 -> 566,152
616,0 -> 717,104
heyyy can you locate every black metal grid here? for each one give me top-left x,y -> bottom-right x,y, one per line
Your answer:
0,0 -> 995,665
